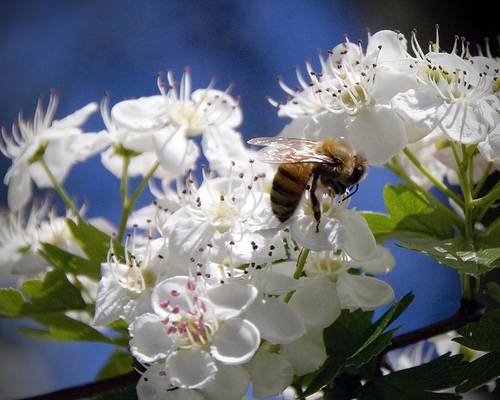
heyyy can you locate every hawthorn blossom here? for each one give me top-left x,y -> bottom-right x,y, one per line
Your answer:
94,234 -> 169,326
391,29 -> 500,146
302,247 -> 396,311
109,69 -> 243,175
129,276 -> 259,395
160,168 -> 285,271
273,30 -> 416,165
254,189 -> 376,261
0,93 -> 109,211
0,199 -> 51,276
99,94 -> 174,180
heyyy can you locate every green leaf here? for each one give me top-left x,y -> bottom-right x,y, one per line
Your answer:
0,288 -> 31,316
304,294 -> 414,396
39,242 -> 101,280
20,313 -> 112,343
349,292 -> 414,363
0,270 -> 86,317
456,351 -> 500,393
22,269 -> 86,311
359,353 -> 466,400
399,236 -> 500,276
67,218 -> 123,268
454,310 -> 500,352
361,184 -> 455,243
485,282 -> 500,304
98,349 -> 134,380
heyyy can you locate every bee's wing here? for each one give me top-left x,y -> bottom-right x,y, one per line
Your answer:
248,137 -> 335,164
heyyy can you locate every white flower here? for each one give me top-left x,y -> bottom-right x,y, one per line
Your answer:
303,248 -> 395,311
0,93 -> 109,211
161,170 -> 285,270
129,276 -> 260,392
110,69 -> 243,175
391,30 -> 500,145
287,191 -> 377,259
0,199 -> 88,278
93,235 -> 169,326
0,199 -> 50,276
274,30 -> 414,165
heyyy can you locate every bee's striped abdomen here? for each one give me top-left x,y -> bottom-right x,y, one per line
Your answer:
270,163 -> 312,223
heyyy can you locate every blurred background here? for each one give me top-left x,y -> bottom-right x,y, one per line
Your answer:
0,0 -> 497,398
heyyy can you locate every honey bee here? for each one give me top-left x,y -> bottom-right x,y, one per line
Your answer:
248,137 -> 368,232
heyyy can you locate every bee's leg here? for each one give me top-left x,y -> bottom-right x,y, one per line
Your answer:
310,170 -> 321,233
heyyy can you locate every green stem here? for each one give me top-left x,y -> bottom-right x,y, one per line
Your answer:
283,247 -> 310,303
116,161 -> 159,242
472,162 -> 493,198
403,147 -> 464,208
38,157 -> 81,219
451,142 -> 480,299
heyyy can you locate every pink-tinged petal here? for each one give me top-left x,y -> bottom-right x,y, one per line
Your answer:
245,298 -> 306,345
153,126 -> 199,175
348,105 -> 407,165
288,275 -> 341,329
279,327 -> 327,376
129,313 -> 172,364
151,276 -> 193,320
336,273 -> 395,311
437,102 -> 488,144
205,283 -> 257,321
166,349 -> 217,389
210,318 -> 260,365
245,349 -> 294,399
111,96 -> 166,131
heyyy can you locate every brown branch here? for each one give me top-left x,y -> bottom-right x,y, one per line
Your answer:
383,297 -> 485,355
18,370 -> 141,400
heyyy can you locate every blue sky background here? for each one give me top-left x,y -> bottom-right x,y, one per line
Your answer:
0,1 -> 497,398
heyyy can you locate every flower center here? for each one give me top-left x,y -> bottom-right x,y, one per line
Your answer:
158,279 -> 218,349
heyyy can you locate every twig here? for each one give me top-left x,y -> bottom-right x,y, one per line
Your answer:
18,370 -> 141,400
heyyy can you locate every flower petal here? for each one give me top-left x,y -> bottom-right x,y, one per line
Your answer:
336,273 -> 395,311
205,283 -> 258,321
288,275 -> 341,329
201,363 -> 250,400
129,313 -> 172,364
111,96 -> 166,131
290,213 -> 347,252
348,105 -> 407,165
279,327 -> 327,376
245,298 -> 306,344
210,318 -> 260,365
166,349 -> 217,389
245,348 -> 294,399
153,126 -> 199,175
336,209 -> 377,261
437,102 -> 488,144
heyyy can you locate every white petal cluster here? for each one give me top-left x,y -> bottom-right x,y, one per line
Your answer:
0,93 -> 109,211
273,28 -> 500,188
